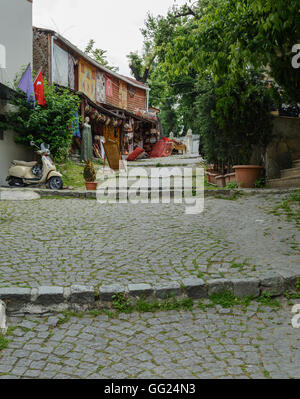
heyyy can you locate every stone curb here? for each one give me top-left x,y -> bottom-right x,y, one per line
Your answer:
0,187 -> 298,201
0,271 -> 298,313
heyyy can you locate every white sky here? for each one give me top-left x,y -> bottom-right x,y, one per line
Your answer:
33,0 -> 187,76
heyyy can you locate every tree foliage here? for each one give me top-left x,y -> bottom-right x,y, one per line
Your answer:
128,0 -> 300,140
85,39 -> 119,72
196,71 -> 274,170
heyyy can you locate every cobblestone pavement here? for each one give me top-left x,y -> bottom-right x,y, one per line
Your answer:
1,298 -> 300,379
0,194 -> 299,288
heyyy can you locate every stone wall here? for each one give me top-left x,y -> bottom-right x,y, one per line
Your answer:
265,116 -> 300,179
33,29 -> 51,82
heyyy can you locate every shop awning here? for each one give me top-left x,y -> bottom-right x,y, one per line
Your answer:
77,91 -> 125,119
100,103 -> 158,125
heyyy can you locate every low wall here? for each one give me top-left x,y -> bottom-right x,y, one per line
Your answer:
0,100 -> 33,186
265,116 -> 300,179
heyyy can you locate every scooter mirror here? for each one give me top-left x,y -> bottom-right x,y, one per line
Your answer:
30,141 -> 35,147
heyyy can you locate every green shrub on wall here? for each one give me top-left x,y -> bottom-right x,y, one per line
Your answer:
0,80 -> 80,160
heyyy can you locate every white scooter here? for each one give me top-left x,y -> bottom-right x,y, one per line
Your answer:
6,141 -> 63,190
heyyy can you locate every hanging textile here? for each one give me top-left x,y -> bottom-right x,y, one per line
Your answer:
79,60 -> 96,101
72,111 -> 81,138
96,72 -> 106,103
105,75 -> 113,97
68,54 -> 76,90
53,44 -> 68,87
119,81 -> 127,109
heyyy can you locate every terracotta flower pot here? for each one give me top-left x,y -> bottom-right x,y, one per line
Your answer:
233,165 -> 263,188
209,172 -> 219,185
216,175 -> 226,187
225,173 -> 236,185
85,182 -> 98,191
206,171 -> 211,183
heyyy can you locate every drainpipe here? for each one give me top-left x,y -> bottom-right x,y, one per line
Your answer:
51,35 -> 54,84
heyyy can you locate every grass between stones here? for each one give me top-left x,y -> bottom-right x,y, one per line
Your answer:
0,287 -> 298,355
214,191 -> 244,201
270,190 -> 300,227
85,290 -> 288,320
0,326 -> 17,351
40,195 -> 97,202
14,290 -> 285,334
0,335 -> 10,351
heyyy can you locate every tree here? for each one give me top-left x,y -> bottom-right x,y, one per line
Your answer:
127,6 -> 200,134
84,40 -> 119,72
160,0 -> 300,101
128,0 -> 300,139
196,71 -> 274,170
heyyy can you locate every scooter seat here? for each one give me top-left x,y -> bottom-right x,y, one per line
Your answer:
12,160 -> 37,167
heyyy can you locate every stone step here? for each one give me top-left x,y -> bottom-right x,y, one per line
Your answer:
281,166 -> 300,178
293,159 -> 300,168
267,175 -> 300,189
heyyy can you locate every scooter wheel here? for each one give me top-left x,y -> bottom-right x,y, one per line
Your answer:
7,177 -> 24,187
48,176 -> 63,190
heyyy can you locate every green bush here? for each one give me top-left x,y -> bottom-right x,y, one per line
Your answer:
0,78 -> 80,158
225,182 -> 238,189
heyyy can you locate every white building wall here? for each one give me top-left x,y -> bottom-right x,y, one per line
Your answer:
0,0 -> 33,86
0,0 -> 33,185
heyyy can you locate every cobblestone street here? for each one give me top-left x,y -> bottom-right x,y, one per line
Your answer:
1,298 -> 300,379
0,192 -> 299,379
1,0 -> 300,383
0,194 -> 299,288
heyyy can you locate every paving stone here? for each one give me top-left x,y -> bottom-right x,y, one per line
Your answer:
232,278 -> 260,298
128,284 -> 153,298
154,282 -> 182,299
260,273 -> 285,296
207,279 -> 233,296
99,285 -> 126,301
181,278 -> 208,299
1,298 -> 297,379
35,287 -> 65,305
70,285 -> 95,305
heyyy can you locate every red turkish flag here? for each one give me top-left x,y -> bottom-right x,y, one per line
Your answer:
33,71 -> 46,106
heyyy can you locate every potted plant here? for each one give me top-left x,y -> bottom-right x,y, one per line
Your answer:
83,159 -> 97,190
233,165 -> 263,188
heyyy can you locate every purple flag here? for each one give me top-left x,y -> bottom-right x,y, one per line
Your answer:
18,65 -> 36,107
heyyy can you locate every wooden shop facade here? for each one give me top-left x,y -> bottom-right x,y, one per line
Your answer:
32,27 -> 160,158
